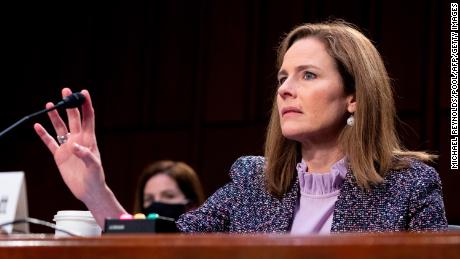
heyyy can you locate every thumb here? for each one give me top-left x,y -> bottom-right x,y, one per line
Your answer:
72,143 -> 101,169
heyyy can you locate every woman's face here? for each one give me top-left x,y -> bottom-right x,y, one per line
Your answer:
143,173 -> 187,208
277,37 -> 355,144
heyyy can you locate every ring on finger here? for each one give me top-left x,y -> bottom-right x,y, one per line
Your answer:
57,133 -> 71,145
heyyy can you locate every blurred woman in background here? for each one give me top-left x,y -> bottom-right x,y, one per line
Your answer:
133,160 -> 205,220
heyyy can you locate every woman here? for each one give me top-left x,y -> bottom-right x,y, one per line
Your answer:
33,20 -> 447,233
133,160 -> 205,220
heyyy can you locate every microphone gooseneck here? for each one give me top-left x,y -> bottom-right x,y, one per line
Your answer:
0,92 -> 86,138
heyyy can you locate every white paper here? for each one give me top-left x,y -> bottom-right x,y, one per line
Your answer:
0,172 -> 29,233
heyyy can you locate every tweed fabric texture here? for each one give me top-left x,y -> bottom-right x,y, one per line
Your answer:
176,156 -> 447,233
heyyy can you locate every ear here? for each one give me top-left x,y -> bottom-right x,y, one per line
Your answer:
346,94 -> 356,113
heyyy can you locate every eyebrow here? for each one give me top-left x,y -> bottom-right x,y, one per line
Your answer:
160,190 -> 180,195
278,64 -> 321,77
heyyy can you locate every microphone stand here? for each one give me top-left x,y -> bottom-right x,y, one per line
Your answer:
0,92 -> 85,138
0,106 -> 59,138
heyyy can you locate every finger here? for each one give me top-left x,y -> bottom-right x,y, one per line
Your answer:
72,143 -> 100,169
34,123 -> 59,155
80,89 -> 96,134
46,102 -> 69,137
62,88 -> 82,133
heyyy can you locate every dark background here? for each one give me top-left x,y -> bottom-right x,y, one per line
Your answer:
0,0 -> 457,232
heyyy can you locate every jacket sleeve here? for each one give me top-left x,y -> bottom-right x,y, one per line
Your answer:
407,165 -> 448,231
175,182 -> 236,232
175,156 -> 263,232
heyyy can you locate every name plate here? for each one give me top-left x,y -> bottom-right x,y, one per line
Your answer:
0,171 -> 29,233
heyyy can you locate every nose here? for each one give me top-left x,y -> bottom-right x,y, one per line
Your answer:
277,78 -> 296,99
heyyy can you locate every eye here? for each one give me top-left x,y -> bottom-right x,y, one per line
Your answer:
143,195 -> 154,205
278,76 -> 287,86
163,193 -> 176,199
161,191 -> 179,200
303,71 -> 317,80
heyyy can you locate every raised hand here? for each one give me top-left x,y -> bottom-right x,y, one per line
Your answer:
34,88 -> 126,226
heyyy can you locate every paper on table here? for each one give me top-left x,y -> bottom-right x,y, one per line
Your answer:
0,172 -> 29,233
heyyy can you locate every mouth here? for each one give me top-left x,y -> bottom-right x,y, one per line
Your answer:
281,107 -> 303,116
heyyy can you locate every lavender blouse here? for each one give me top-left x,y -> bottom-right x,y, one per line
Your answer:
290,158 -> 348,234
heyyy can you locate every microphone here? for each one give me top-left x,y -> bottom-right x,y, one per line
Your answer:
0,92 -> 86,138
55,92 -> 86,109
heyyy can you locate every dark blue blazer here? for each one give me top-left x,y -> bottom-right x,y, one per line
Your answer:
177,156 -> 447,232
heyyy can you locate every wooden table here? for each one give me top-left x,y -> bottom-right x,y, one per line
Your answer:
0,232 -> 459,259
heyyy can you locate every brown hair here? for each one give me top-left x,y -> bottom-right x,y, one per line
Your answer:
133,160 -> 205,213
264,20 -> 435,197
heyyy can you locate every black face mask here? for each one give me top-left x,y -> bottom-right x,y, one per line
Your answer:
142,202 -> 187,220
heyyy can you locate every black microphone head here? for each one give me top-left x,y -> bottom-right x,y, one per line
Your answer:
61,92 -> 86,109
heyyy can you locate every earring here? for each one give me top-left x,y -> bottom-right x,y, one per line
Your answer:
347,114 -> 354,126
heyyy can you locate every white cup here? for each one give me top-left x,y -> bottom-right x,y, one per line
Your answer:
53,210 -> 102,237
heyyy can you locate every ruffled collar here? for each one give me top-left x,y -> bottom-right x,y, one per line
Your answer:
296,157 -> 348,196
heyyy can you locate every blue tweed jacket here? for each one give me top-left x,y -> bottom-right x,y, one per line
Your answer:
176,156 -> 447,232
